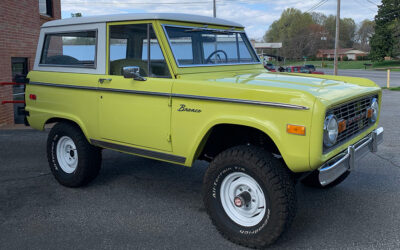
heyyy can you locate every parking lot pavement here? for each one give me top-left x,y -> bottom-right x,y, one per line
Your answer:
1,90 -> 399,250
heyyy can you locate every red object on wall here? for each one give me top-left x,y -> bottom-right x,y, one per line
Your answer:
1,100 -> 25,105
0,82 -> 26,86
0,0 -> 61,125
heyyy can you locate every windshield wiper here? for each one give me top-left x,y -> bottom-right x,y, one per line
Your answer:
211,27 -> 237,34
184,25 -> 209,32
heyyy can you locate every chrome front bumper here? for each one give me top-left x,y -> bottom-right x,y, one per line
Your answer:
318,127 -> 384,186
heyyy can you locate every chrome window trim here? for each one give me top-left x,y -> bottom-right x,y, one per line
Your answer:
161,24 -> 261,68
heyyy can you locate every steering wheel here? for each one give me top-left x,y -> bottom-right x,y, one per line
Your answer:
205,50 -> 228,64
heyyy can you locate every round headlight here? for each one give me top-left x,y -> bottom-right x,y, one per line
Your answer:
370,98 -> 379,123
324,114 -> 338,147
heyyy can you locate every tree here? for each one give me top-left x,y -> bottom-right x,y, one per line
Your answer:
264,8 -> 358,59
263,8 -> 321,59
370,0 -> 400,61
71,13 -> 82,18
355,20 -> 375,52
322,16 -> 356,49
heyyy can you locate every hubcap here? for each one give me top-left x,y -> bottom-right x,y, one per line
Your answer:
220,172 -> 267,227
56,136 -> 78,174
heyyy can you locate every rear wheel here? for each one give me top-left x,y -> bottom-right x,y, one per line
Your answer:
202,145 -> 296,248
47,122 -> 102,187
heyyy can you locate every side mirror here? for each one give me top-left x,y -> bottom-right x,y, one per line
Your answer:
122,66 -> 146,81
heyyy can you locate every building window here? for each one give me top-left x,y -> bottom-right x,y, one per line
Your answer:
39,0 -> 53,17
40,31 -> 97,68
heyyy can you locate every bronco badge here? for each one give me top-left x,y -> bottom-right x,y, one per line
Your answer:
177,104 -> 201,113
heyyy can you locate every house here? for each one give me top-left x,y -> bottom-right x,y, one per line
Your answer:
316,48 -> 368,60
0,0 -> 61,126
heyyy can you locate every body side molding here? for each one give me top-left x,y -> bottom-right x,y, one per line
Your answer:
90,139 -> 187,164
29,81 -> 309,110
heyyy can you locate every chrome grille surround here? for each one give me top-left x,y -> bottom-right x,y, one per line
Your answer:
323,94 -> 378,153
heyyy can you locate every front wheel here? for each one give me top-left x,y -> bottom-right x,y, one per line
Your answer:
47,122 -> 102,187
202,146 -> 296,248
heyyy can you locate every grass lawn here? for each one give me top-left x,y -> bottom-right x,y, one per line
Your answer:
282,60 -> 400,70
382,86 -> 400,91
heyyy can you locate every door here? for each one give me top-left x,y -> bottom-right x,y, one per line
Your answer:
11,57 -> 28,124
99,22 -> 173,152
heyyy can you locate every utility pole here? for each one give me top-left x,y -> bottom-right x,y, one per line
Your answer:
213,0 -> 216,17
333,0 -> 340,75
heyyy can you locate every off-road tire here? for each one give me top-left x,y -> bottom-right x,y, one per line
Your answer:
301,170 -> 350,188
47,122 -> 102,187
202,145 -> 296,248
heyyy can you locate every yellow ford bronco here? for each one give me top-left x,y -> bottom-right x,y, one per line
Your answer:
25,13 -> 383,248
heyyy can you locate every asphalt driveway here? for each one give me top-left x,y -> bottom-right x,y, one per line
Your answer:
1,90 -> 399,250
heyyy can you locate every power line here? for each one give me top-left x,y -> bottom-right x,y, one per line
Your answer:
305,0 -> 329,13
366,0 -> 378,6
62,1 -> 210,5
354,0 -> 377,13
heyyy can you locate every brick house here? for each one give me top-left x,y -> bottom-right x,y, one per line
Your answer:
316,48 -> 368,60
0,0 -> 61,126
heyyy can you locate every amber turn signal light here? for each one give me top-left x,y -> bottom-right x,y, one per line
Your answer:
287,124 -> 306,136
338,119 -> 347,133
367,108 -> 373,118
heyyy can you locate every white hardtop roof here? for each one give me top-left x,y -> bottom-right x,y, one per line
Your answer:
42,13 -> 244,28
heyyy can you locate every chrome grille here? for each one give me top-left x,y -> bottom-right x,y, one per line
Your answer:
324,95 -> 378,152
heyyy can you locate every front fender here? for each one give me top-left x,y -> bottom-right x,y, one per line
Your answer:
183,113 -> 312,172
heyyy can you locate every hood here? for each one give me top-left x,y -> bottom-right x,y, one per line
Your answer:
180,70 -> 380,105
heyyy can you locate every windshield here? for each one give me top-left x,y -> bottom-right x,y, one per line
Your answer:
163,26 -> 260,67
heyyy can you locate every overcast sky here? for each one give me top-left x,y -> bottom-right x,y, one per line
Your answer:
61,0 -> 381,40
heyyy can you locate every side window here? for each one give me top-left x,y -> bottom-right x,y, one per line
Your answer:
109,23 -> 171,78
39,0 -> 53,17
40,31 -> 96,68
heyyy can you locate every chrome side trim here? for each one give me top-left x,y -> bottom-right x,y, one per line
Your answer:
29,81 -> 170,97
30,81 -> 98,91
90,139 -> 186,164
172,93 -> 309,110
28,81 -> 309,110
101,88 -> 170,97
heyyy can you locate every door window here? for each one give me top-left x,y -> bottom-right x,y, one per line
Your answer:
109,23 -> 171,78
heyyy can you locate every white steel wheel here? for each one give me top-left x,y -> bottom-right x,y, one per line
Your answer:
56,136 -> 78,174
220,172 -> 267,227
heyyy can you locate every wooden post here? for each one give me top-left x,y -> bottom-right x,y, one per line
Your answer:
387,69 -> 391,88
333,0 -> 341,75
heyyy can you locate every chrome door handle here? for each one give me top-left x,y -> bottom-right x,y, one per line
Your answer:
99,78 -> 112,84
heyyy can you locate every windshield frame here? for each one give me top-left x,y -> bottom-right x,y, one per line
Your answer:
161,24 -> 261,68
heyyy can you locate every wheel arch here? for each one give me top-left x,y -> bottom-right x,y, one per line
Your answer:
44,116 -> 91,141
187,118 -> 285,166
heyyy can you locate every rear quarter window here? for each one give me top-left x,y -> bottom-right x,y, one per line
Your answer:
40,30 -> 97,68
